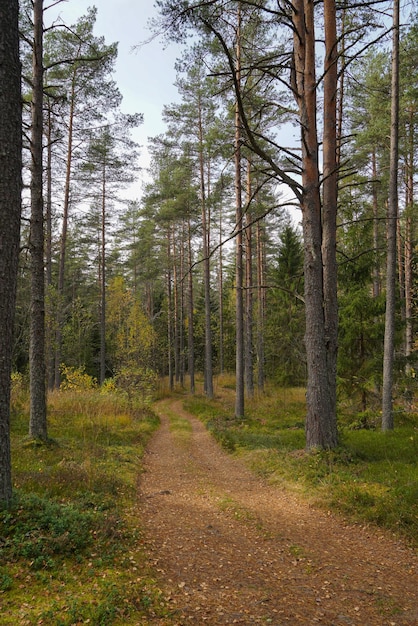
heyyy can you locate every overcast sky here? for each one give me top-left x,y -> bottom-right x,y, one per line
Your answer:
45,0 -> 184,196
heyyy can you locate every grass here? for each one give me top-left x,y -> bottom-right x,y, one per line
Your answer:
1,388 -> 172,625
183,377 -> 418,547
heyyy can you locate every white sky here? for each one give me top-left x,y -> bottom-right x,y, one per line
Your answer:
45,0 -> 184,198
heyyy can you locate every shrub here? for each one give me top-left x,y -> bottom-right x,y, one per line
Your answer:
59,364 -> 97,391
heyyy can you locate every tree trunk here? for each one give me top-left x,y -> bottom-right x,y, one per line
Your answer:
167,230 -> 174,391
404,109 -> 414,372
55,64 -> 77,388
99,166 -> 106,385
322,0 -> 339,436
245,159 -> 254,398
187,217 -> 195,393
218,205 -> 224,375
292,0 -> 338,449
235,2 -> 244,418
404,216 -> 413,368
382,0 -> 400,431
29,0 -> 48,440
179,223 -> 186,386
45,95 -> 56,391
198,96 -> 214,398
372,150 -> 381,299
0,0 -> 22,505
256,219 -> 265,392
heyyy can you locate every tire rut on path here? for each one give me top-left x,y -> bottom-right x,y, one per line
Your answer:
139,399 -> 417,625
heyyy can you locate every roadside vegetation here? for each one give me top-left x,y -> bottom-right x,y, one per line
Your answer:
183,376 -> 418,548
2,373 -> 417,624
0,376 -> 169,625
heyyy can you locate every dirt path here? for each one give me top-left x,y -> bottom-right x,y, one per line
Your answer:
139,399 -> 417,625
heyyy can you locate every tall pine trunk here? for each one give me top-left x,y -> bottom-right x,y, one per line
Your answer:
55,63 -> 78,388
187,217 -> 195,393
166,230 -> 174,391
322,0 -> 339,438
292,0 -> 338,449
29,0 -> 48,440
382,0 -> 400,431
99,165 -> 106,385
218,206 -> 224,375
235,1 -> 244,418
198,96 -> 214,398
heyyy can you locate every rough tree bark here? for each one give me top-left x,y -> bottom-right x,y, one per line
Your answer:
321,0 -> 339,441
292,0 -> 338,449
0,0 -> 22,505
29,0 -> 48,440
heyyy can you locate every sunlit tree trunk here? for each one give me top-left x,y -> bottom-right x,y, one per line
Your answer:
322,0 -> 339,434
292,0 -> 338,449
382,0 -> 400,431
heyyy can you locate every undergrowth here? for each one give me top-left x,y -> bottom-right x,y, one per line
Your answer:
1,387 -> 171,625
183,380 -> 418,547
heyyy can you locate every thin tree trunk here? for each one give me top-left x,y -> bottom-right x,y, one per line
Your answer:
179,223 -> 185,386
99,166 -> 106,385
404,215 -> 413,370
167,230 -> 174,391
45,95 -> 56,390
55,62 -> 78,388
256,219 -> 265,391
29,0 -> 48,440
245,159 -> 254,398
187,217 -> 195,393
404,109 -> 414,371
0,0 -> 22,505
382,0 -> 400,431
45,99 -> 53,288
198,96 -> 214,398
372,150 -> 381,299
235,1 -> 244,418
172,231 -> 180,383
218,205 -> 224,375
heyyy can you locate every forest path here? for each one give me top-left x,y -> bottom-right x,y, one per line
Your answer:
139,399 -> 417,625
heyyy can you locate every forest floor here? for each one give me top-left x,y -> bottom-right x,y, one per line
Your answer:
139,399 -> 418,626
